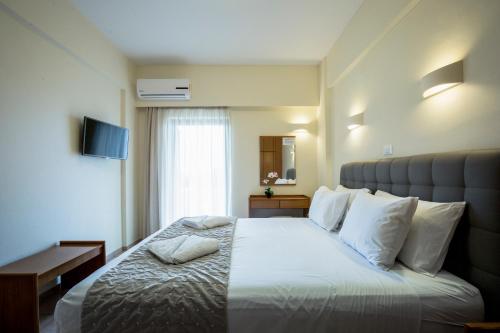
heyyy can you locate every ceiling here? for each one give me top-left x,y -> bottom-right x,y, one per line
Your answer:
71,0 -> 363,65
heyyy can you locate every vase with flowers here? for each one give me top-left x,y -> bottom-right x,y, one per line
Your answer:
262,171 -> 278,198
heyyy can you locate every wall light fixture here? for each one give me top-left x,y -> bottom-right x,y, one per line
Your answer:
347,113 -> 364,130
421,60 -> 463,98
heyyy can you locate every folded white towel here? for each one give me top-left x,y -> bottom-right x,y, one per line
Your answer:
147,235 -> 219,264
182,215 -> 235,230
182,215 -> 207,224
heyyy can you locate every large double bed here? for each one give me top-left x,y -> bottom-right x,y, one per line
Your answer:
55,150 -> 500,332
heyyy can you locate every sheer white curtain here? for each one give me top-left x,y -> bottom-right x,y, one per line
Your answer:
144,107 -> 232,235
143,108 -> 162,236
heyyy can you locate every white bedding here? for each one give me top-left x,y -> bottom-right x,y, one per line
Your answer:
55,218 -> 483,333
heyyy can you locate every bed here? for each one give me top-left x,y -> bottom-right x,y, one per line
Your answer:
55,149 -> 500,332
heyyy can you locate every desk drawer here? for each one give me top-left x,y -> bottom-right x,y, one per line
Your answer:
250,200 -> 279,209
279,199 -> 309,209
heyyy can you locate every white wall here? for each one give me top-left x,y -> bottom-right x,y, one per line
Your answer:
326,0 -> 419,88
316,59 -> 332,187
230,107 -> 318,217
325,0 -> 500,185
135,64 -> 320,224
136,105 -> 318,221
135,64 -> 319,107
0,0 -> 138,265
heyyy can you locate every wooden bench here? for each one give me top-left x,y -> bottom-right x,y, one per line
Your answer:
0,241 -> 105,333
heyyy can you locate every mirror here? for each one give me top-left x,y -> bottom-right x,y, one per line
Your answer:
260,136 -> 296,186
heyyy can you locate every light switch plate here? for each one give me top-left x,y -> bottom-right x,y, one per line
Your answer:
383,144 -> 393,156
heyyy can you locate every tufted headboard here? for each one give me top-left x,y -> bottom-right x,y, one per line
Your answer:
339,149 -> 500,320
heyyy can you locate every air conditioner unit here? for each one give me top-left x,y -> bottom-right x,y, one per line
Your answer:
137,79 -> 191,100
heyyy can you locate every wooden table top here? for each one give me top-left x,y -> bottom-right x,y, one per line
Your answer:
249,195 -> 310,200
0,245 -> 101,276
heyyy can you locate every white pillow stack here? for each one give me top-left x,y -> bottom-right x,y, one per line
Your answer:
309,187 -> 350,231
335,185 -> 371,208
375,190 -> 465,275
339,191 -> 418,270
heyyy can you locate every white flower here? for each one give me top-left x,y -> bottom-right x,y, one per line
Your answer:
263,179 -> 269,184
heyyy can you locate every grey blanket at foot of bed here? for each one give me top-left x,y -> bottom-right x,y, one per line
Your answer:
81,220 -> 235,333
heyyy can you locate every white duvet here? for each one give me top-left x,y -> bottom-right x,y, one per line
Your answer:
55,218 -> 483,333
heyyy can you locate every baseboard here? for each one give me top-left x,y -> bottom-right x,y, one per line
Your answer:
107,238 -> 143,262
123,238 -> 143,251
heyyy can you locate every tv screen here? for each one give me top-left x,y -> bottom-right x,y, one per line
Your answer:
82,117 -> 129,160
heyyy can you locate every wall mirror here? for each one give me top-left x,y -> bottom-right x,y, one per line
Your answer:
260,136 -> 296,185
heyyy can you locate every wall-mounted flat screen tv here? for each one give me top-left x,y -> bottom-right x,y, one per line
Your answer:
82,117 -> 129,160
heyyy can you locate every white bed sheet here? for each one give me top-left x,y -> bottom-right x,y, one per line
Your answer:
55,218 -> 483,333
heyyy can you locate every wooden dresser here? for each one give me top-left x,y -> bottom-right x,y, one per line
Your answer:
248,195 -> 310,218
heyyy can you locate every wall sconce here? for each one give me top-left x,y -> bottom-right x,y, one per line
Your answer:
288,121 -> 317,135
292,128 -> 308,134
421,60 -> 463,98
347,113 -> 364,130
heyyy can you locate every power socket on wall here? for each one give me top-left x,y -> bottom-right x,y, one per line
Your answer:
383,144 -> 393,156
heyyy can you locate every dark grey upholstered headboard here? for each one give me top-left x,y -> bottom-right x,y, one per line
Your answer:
339,149 -> 500,321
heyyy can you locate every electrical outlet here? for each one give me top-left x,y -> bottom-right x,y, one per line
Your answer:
383,144 -> 393,156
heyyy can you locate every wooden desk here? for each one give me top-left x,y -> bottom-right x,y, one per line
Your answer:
249,195 -> 310,218
0,241 -> 105,333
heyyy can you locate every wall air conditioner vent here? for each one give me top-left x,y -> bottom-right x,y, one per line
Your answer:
137,79 -> 191,100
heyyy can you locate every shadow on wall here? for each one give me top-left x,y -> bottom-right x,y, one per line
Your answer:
68,114 -> 83,155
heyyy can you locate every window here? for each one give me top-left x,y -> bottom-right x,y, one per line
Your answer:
161,108 -> 231,226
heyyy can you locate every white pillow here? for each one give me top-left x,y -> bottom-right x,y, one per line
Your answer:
375,190 -> 465,276
339,192 -> 418,269
317,185 -> 331,192
335,185 -> 371,208
309,188 -> 350,231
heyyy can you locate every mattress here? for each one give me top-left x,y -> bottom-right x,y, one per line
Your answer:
55,218 -> 484,333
